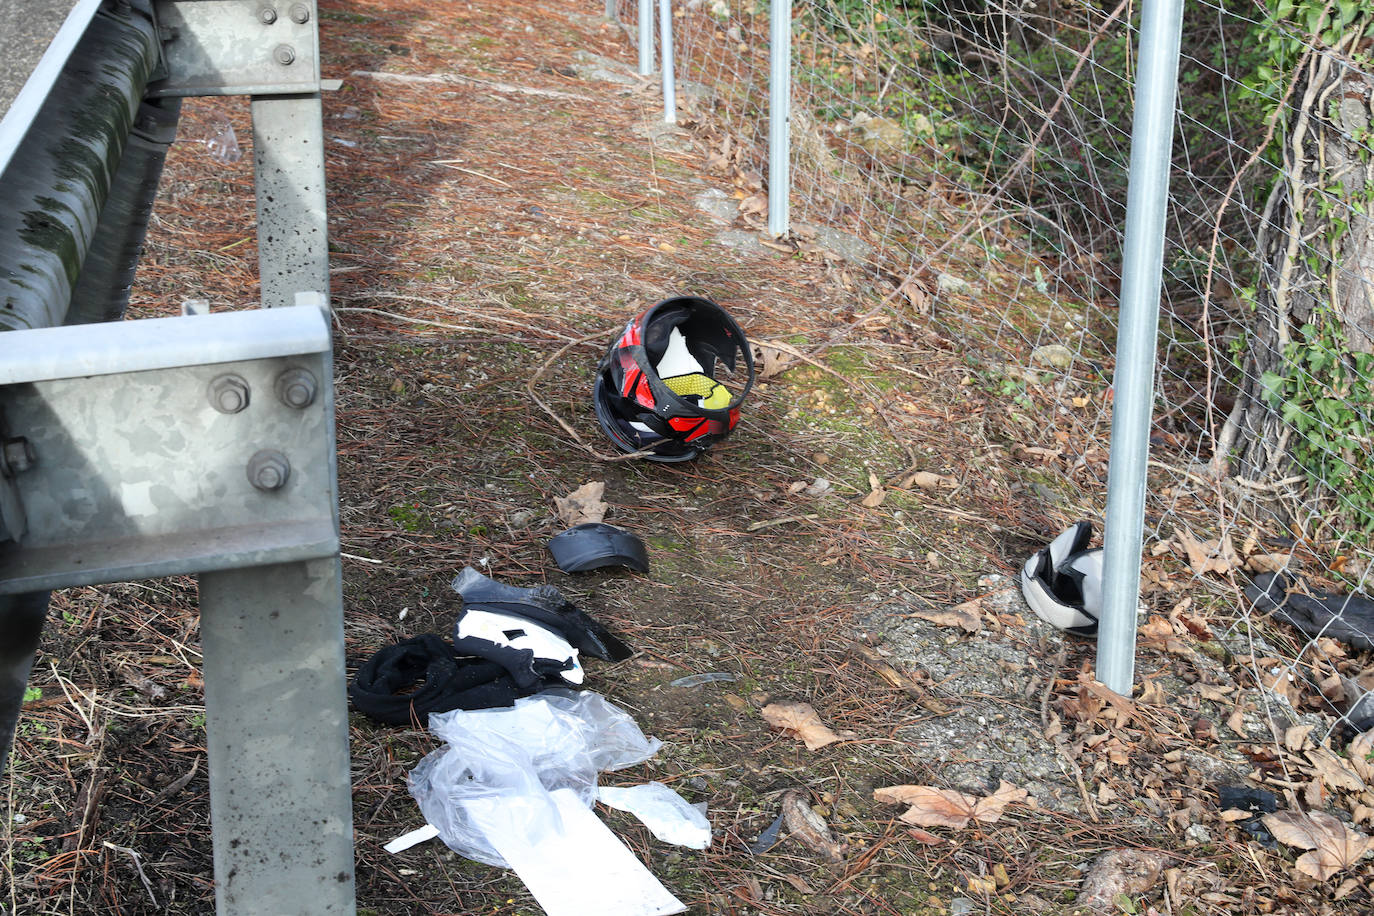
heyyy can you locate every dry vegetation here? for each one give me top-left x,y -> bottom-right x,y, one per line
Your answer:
4,0 -> 1373,914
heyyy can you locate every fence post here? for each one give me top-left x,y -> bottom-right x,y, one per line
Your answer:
659,0 -> 675,123
768,0 -> 791,237
1097,0 -> 1185,696
638,0 -> 653,76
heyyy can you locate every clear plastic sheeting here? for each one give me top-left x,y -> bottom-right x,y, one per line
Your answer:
597,782 -> 711,849
407,691 -> 662,867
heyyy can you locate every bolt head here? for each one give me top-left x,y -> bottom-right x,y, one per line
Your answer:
274,44 -> 296,65
209,374 -> 251,414
247,450 -> 291,492
289,3 -> 310,23
0,438 -> 34,477
259,6 -> 277,23
275,368 -> 318,409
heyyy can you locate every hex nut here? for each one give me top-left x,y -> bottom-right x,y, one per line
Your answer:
289,3 -> 310,23
208,374 -> 250,414
0,438 -> 35,478
274,44 -> 296,65
247,450 -> 291,491
275,368 -> 318,409
259,6 -> 277,23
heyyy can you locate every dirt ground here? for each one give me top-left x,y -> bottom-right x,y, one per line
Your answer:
4,0 -> 1374,914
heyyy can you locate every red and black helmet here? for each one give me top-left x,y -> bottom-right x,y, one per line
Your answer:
593,296 -> 755,462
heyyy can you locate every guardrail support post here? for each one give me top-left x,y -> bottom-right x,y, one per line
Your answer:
1098,0 -> 1185,696
768,0 -> 791,237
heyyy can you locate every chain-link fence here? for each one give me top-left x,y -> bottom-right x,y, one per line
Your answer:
610,0 -> 1374,723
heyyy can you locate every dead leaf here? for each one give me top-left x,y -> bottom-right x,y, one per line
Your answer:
906,826 -> 945,845
909,601 -> 980,633
1306,746 -> 1366,793
1174,527 -> 1238,576
1349,730 -> 1374,783
894,275 -> 931,314
861,471 -> 886,508
1138,614 -> 1193,657
761,702 -> 842,750
1262,809 -> 1373,880
1136,679 -> 1168,705
1284,724 -> 1315,752
1225,702 -> 1248,737
752,342 -> 797,380
738,192 -> 768,220
874,780 -> 1028,829
898,470 -> 958,490
553,481 -> 607,526
1246,553 -> 1291,573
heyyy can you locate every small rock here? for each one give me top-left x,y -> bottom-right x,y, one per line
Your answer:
1184,823 -> 1212,844
509,508 -> 540,529
1031,344 -> 1075,369
950,898 -> 977,915
936,272 -> 972,296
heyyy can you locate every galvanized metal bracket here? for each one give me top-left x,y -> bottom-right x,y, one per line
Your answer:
0,303 -> 338,593
149,0 -> 320,97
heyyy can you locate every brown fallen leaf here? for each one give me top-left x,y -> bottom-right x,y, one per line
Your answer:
906,826 -> 945,845
874,780 -> 1028,829
898,470 -> 958,490
1245,552 -> 1292,573
1077,849 -> 1170,914
781,790 -> 845,863
761,702 -> 842,750
909,601 -> 980,633
1262,809 -> 1373,881
860,471 -> 886,508
1174,527 -> 1238,576
752,342 -> 797,381
1349,730 -> 1374,783
1306,746 -> 1366,794
553,481 -> 607,526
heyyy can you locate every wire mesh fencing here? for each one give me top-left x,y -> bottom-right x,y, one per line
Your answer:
607,0 -> 1374,726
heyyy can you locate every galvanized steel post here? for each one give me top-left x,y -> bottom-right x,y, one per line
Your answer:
1097,0 -> 1185,695
659,0 -> 675,123
638,0 -> 653,75
768,0 -> 791,237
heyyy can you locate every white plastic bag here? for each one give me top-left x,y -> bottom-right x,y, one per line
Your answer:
407,691 -> 661,867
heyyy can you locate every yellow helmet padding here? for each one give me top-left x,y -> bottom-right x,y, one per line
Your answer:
664,373 -> 731,409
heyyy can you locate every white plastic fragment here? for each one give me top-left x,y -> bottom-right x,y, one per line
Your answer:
384,823 -> 440,854
598,782 -> 711,849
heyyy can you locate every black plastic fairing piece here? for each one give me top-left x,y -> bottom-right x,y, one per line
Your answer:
451,567 -> 634,662
548,523 -> 651,574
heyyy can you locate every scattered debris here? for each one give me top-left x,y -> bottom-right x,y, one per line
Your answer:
668,672 -> 736,688
548,522 -> 650,573
597,782 -> 711,849
1076,848 -> 1170,914
761,701 -> 843,750
1247,572 -> 1374,654
907,600 -> 981,633
780,790 -> 845,863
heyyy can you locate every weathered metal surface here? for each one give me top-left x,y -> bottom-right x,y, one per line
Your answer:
151,0 -> 320,96
0,3 -> 158,333
252,94 -> 331,308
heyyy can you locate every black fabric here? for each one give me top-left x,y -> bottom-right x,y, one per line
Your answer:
1246,573 -> 1374,653
348,634 -> 531,726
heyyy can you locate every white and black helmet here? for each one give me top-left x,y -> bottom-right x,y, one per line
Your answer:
1020,521 -> 1103,637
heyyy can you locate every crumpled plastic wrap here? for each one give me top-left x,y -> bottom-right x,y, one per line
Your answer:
408,691 -> 661,866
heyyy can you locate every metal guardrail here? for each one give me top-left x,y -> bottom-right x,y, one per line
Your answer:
0,2 -> 355,913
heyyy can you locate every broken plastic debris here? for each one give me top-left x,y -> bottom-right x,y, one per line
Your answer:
597,782 -> 711,849
669,672 -> 736,688
184,112 -> 242,164
384,823 -> 440,854
548,523 -> 650,574
749,811 -> 786,854
452,567 -> 633,662
453,607 -> 585,687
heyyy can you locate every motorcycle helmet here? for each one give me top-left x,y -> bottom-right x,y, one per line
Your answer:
1020,521 -> 1104,637
593,296 -> 755,462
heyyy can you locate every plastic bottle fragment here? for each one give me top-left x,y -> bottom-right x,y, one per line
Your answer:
668,672 -> 736,688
